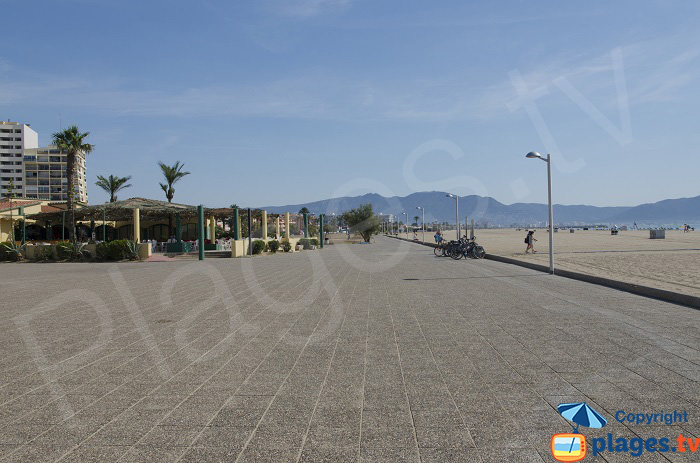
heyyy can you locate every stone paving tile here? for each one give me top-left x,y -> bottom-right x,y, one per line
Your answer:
298,446 -> 358,462
1,238 -> 698,462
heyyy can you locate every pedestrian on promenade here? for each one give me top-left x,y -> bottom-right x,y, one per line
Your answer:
525,230 -> 537,253
434,229 -> 443,244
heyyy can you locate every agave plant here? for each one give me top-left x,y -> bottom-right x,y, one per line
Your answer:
0,241 -> 24,262
125,240 -> 142,261
56,241 -> 90,261
73,242 -> 90,261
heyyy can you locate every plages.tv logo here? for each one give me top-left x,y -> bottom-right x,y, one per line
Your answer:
551,402 -> 607,462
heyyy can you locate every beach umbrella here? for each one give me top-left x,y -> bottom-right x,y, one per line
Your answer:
558,402 -> 607,453
558,402 -> 607,430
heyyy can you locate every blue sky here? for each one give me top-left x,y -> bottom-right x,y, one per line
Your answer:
2,0 -> 699,207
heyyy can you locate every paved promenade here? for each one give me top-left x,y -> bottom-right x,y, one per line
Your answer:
0,237 -> 698,462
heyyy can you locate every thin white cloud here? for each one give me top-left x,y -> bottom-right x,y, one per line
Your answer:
1,33 -> 698,123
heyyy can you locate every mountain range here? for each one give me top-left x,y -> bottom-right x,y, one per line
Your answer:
258,192 -> 700,227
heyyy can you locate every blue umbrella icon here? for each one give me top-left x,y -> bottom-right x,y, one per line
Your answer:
558,402 -> 607,453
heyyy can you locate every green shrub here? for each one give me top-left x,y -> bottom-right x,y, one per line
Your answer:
96,242 -> 109,260
298,238 -> 315,250
252,240 -> 266,255
56,241 -> 74,260
267,239 -> 280,253
281,239 -> 292,252
33,245 -> 52,261
111,240 -> 131,260
96,240 -> 131,261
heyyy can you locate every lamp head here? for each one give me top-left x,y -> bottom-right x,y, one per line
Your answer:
416,206 -> 422,210
526,151 -> 542,159
446,193 -> 455,198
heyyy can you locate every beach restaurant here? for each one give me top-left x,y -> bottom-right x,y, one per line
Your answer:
24,197 -> 311,258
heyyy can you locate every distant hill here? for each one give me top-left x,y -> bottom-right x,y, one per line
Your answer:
609,195 -> 700,224
257,192 -> 700,227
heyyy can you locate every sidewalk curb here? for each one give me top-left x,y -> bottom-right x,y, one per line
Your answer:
386,235 -> 700,310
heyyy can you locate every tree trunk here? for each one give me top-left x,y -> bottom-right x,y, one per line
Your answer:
66,152 -> 75,242
167,195 -> 173,237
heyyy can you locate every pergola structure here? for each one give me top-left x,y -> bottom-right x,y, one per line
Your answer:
25,197 -> 325,258
206,207 -> 292,241
26,197 -> 201,242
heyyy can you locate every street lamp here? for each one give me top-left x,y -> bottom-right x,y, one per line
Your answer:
526,151 -> 554,274
446,193 -> 459,239
416,206 -> 425,242
402,212 -> 408,238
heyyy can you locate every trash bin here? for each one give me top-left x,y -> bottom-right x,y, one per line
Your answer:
650,230 -> 665,239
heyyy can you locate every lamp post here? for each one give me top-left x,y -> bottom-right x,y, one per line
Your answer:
416,206 -> 424,242
526,152 -> 554,274
446,193 -> 459,240
402,212 -> 408,238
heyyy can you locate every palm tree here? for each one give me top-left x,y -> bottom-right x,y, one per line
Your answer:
414,215 -> 419,226
158,161 -> 190,235
52,126 -> 94,242
95,175 -> 132,202
158,161 -> 190,203
299,207 -> 310,215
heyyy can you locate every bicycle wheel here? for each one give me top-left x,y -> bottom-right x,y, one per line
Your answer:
471,246 -> 485,259
450,247 -> 464,259
434,245 -> 443,256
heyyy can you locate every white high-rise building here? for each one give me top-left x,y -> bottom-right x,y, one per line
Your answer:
0,120 -> 38,198
0,120 -> 88,203
22,146 -> 88,203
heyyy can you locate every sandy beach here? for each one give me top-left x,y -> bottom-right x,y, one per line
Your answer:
405,228 -> 700,298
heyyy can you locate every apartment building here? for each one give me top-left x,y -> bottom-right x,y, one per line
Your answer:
0,120 -> 38,198
23,146 -> 88,203
0,120 -> 88,203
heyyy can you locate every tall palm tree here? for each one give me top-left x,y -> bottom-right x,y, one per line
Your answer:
158,161 -> 189,203
95,175 -> 132,202
158,161 -> 190,236
52,126 -> 94,242
299,207 -> 310,215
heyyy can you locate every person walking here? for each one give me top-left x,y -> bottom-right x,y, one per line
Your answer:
525,230 -> 537,253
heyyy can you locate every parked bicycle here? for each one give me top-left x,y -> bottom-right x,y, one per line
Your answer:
435,236 -> 485,259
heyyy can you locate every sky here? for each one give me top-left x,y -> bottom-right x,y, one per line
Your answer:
2,0 -> 699,208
